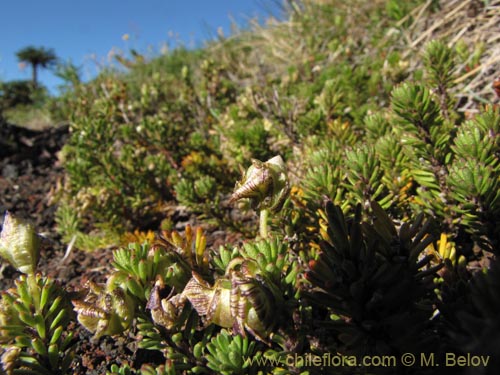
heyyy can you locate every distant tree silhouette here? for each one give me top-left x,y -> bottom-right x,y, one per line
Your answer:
16,46 -> 57,88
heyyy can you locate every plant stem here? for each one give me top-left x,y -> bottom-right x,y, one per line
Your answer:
259,209 -> 269,238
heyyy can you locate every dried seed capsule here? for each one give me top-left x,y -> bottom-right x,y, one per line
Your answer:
72,281 -> 135,338
230,155 -> 290,213
0,346 -> 21,374
147,278 -> 185,329
230,161 -> 273,203
182,270 -> 275,341
0,212 -> 40,275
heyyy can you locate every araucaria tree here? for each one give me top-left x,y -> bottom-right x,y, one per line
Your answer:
16,46 -> 57,88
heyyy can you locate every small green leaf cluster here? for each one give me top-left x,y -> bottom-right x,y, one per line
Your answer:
108,361 -> 176,375
111,242 -> 178,301
205,329 -> 260,375
0,213 -> 76,374
0,274 -> 75,374
239,237 -> 299,289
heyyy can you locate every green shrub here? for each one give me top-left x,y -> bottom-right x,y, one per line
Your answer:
58,70 -> 210,236
0,80 -> 36,108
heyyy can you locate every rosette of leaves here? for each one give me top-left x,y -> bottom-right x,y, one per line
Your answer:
446,107 -> 500,251
368,113 -> 414,215
305,200 -> 443,359
391,82 -> 449,164
111,242 -> 169,302
0,212 -> 75,375
209,212 -> 299,285
298,137 -> 349,215
314,78 -> 344,123
377,136 -> 412,188
238,237 -> 300,290
342,145 -> 392,210
136,302 -> 216,372
0,274 -> 75,375
422,40 -> 456,121
205,329 -> 262,375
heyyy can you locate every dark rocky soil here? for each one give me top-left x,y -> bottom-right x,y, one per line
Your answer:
0,122 -> 73,291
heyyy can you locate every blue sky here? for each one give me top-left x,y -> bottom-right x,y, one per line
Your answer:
0,0 -> 284,94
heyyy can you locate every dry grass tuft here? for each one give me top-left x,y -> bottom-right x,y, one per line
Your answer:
399,0 -> 500,112
207,0 -> 499,113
